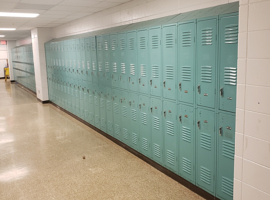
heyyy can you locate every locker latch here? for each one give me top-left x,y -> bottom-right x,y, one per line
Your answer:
179,115 -> 182,123
150,80 -> 152,86
129,101 -> 131,106
120,99 -> 122,103
179,82 -> 182,91
219,127 -> 222,136
138,78 -> 141,84
163,81 -> 166,88
220,87 -> 223,97
150,107 -> 153,113
197,120 -> 200,129
197,85 -> 201,94
129,77 -> 131,82
163,111 -> 166,117
139,104 -> 141,109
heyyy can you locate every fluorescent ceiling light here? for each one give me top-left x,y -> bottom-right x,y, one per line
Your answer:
0,12 -> 39,18
0,35 -> 5,37
0,28 -> 16,31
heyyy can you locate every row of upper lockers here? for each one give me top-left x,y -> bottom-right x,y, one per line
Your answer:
13,68 -> 36,93
12,44 -> 34,64
45,14 -> 238,113
47,76 -> 235,200
13,62 -> 35,74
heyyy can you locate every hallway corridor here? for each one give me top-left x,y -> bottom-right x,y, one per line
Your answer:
0,80 -> 204,200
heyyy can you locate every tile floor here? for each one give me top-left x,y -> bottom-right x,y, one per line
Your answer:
0,80 -> 204,200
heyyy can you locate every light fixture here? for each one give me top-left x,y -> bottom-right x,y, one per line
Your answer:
0,35 -> 5,37
0,12 -> 39,18
0,28 -> 16,31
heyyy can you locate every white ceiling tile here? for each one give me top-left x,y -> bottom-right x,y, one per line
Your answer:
43,10 -> 72,15
20,0 -> 64,5
106,0 -> 131,2
0,2 -> 17,9
95,1 -> 120,8
59,0 -> 102,7
49,5 -> 86,12
0,0 -> 20,2
11,9 -> 47,14
14,3 -> 54,10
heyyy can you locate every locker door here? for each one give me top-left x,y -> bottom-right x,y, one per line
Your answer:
216,113 -> 235,200
151,97 -> 164,165
97,36 -> 103,85
163,100 -> 178,172
71,81 -> 75,115
67,82 -> 71,112
110,34 -> 119,88
127,31 -> 138,92
137,29 -> 149,95
121,91 -> 130,145
118,33 -> 128,90
76,39 -> 81,77
63,81 -> 68,110
103,35 -> 111,86
80,38 -> 86,81
112,89 -> 122,141
84,82 -> 89,123
79,83 -> 85,120
139,95 -> 152,158
162,24 -> 177,100
149,27 -> 162,97
75,80 -> 80,117
88,83 -> 95,125
197,18 -> 217,108
72,40 -> 77,78
178,22 -> 196,104
100,88 -> 107,133
219,15 -> 238,113
196,108 -> 215,194
90,37 -> 98,83
94,84 -> 100,129
106,87 -> 113,136
85,38 -> 92,83
129,93 -> 140,151
178,104 -> 195,183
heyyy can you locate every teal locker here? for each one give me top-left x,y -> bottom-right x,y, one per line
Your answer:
83,81 -> 88,121
103,35 -> 111,86
219,14 -> 238,113
93,83 -> 100,129
137,29 -> 150,95
85,37 -> 92,83
151,97 -> 164,165
67,81 -> 72,112
71,39 -> 77,78
90,37 -> 98,83
178,21 -> 196,104
75,80 -> 80,117
106,87 -> 113,136
129,92 -> 140,151
80,38 -> 86,81
196,108 -> 216,194
100,87 -> 107,133
79,83 -> 85,120
64,40 -> 69,77
196,18 -> 217,109
68,40 -> 73,78
121,90 -> 130,145
112,89 -> 122,141
118,33 -> 128,90
162,24 -> 177,100
139,95 -> 152,158
63,81 -> 67,110
178,104 -> 195,183
97,36 -> 104,85
216,112 -> 235,200
110,34 -> 119,88
88,82 -> 95,125
127,31 -> 138,92
75,39 -> 81,76
71,81 -> 76,115
163,100 -> 178,172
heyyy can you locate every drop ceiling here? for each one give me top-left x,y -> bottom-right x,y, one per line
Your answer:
0,0 -> 132,40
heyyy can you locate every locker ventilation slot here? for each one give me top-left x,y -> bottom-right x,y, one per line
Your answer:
120,38 -> 125,50
222,177 -> 233,197
113,63 -> 117,73
225,25 -> 238,44
201,66 -> 212,83
182,66 -> 192,81
223,140 -> 235,160
132,133 -> 138,145
140,37 -> 146,49
152,35 -> 159,49
153,116 -> 160,130
183,157 -> 192,175
166,66 -> 174,80
122,106 -> 128,117
182,126 -> 191,143
165,33 -> 174,48
154,143 -> 161,158
142,138 -> 148,151
224,67 -> 237,86
92,62 -> 96,71
98,62 -> 102,72
105,62 -> 109,72
130,64 -> 135,76
111,39 -> 116,51
166,121 -> 174,136
100,99 -> 104,108
129,38 -> 135,50
200,132 -> 211,151
182,31 -> 192,47
97,42 -> 102,51
114,103 -> 119,114
121,63 -> 125,74
167,150 -> 175,166
107,101 -> 111,111
141,112 -> 147,125
140,64 -> 146,77
152,66 -> 159,78
115,124 -> 120,136
104,41 -> 109,50
91,41 -> 96,50
200,166 -> 211,185
201,28 -> 213,45
123,128 -> 128,140
131,109 -> 137,121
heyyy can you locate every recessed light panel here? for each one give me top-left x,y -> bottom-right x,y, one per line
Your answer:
0,28 -> 16,31
0,12 -> 39,18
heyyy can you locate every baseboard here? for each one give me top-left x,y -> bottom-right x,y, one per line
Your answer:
10,80 -> 15,83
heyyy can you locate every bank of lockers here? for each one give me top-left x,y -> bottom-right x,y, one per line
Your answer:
44,12 -> 238,200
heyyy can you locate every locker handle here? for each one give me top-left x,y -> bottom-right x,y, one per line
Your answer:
179,82 -> 182,91
150,79 -> 152,86
129,101 -> 131,106
197,85 -> 201,94
220,87 -> 223,97
163,81 -> 166,88
197,120 -> 200,129
179,115 -> 182,123
129,77 -> 131,82
219,126 -> 222,136
150,107 -> 153,113
138,78 -> 141,84
139,104 -> 141,109
163,111 -> 166,117
120,99 -> 122,103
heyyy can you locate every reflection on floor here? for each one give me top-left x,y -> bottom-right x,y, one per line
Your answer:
0,80 -> 205,200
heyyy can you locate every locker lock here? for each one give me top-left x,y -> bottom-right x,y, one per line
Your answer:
219,127 -> 222,136
179,115 -> 182,123
220,87 -> 224,97
197,85 -> 201,94
179,82 -> 182,91
197,120 -> 200,129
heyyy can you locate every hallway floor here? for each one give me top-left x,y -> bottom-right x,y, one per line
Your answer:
0,80 -> 204,200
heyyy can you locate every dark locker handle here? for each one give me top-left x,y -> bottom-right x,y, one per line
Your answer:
129,77 -> 131,82
129,101 -> 131,106
163,81 -> 166,88
138,78 -> 141,84
163,111 -> 166,117
197,85 -> 201,94
179,82 -> 182,91
139,104 -> 141,109
150,107 -> 153,113
220,87 -> 223,97
197,120 -> 200,129
179,115 -> 182,123
219,127 -> 222,136
150,79 -> 152,86
120,99 -> 122,103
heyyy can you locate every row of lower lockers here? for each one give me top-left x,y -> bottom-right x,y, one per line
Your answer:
13,68 -> 36,93
48,78 -> 235,200
45,13 -> 238,114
